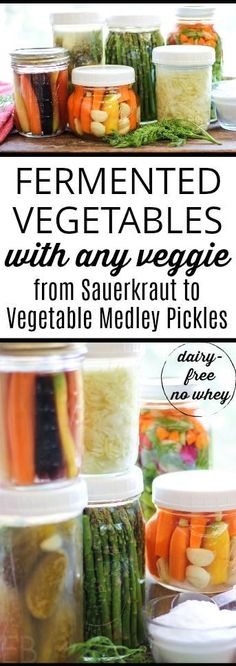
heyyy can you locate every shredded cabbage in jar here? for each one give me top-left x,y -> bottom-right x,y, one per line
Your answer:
82,366 -> 139,473
157,67 -> 211,129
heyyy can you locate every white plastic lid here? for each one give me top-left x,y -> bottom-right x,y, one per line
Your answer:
0,343 -> 87,372
141,376 -> 198,403
107,15 -> 161,29
0,479 -> 88,526
176,5 -> 215,21
212,80 -> 236,104
72,65 -> 135,87
86,342 -> 142,359
83,467 -> 144,505
50,12 -> 104,26
152,45 -> 215,67
153,471 -> 236,512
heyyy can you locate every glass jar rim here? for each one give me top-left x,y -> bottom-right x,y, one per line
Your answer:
175,5 -> 216,22
107,14 -> 161,29
11,47 -> 70,67
0,342 -> 87,372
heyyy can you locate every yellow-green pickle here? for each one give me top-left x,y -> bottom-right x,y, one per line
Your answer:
0,481 -> 87,663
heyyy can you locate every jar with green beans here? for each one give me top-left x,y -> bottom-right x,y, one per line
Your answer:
105,15 -> 164,122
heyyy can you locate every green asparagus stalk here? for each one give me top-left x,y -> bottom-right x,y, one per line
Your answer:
90,510 -> 111,639
118,508 -> 144,646
112,508 -> 131,648
83,514 -> 99,639
104,511 -> 123,645
96,509 -> 112,636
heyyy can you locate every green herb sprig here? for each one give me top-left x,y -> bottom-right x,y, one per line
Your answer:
69,637 -> 153,663
104,119 -> 221,148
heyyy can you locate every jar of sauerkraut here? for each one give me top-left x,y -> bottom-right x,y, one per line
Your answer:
152,45 -> 215,129
82,343 -> 142,474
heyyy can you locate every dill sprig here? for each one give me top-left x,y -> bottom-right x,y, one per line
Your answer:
104,119 -> 221,148
69,637 -> 154,663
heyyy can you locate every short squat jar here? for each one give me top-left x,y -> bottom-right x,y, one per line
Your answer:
83,467 -> 145,646
68,65 -> 140,139
11,48 -> 69,137
152,45 -> 215,129
82,343 -> 141,474
0,479 -> 87,663
0,343 -> 86,486
146,470 -> 236,594
139,378 -> 211,521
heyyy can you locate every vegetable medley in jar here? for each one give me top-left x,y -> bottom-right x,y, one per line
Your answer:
0,343 -> 86,486
146,471 -> 236,595
105,15 -> 164,122
51,12 -> 104,84
68,65 -> 140,139
82,343 -> 141,473
139,378 -> 211,521
11,48 -> 69,137
167,5 -> 223,85
83,468 -> 145,647
0,479 -> 87,663
152,45 -> 215,129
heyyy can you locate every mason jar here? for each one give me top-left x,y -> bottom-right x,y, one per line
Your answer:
11,48 -> 69,137
82,343 -> 142,474
51,12 -> 104,84
105,15 -> 164,122
83,467 -> 145,646
146,470 -> 236,594
0,479 -> 87,663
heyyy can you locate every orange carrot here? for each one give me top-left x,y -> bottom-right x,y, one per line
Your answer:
118,85 -> 130,102
21,74 -> 41,135
169,431 -> 180,443
156,426 -> 169,441
92,87 -> 105,110
73,87 -> 84,119
190,513 -> 208,548
57,69 -> 68,129
186,430 -> 197,445
224,511 -> 236,537
195,433 -> 209,449
128,88 -> 138,130
155,510 -> 175,559
80,94 -> 92,133
146,513 -> 159,576
8,373 -> 35,485
169,521 -> 190,582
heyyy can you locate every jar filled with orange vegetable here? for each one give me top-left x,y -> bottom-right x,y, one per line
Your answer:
11,48 -> 69,137
0,343 -> 86,486
68,65 -> 140,139
146,470 -> 236,594
167,5 -> 223,85
139,379 -> 211,521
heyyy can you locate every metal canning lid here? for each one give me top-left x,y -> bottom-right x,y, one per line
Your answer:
153,45 -> 215,67
152,470 -> 236,512
175,5 -> 216,21
83,467 -> 144,505
107,15 -> 161,29
50,12 -> 104,26
0,342 -> 87,372
10,47 -> 70,67
0,479 -> 88,526
72,65 -> 135,87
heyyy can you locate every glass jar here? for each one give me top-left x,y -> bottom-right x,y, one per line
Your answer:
105,15 -> 165,122
82,343 -> 141,474
83,467 -> 145,646
152,45 -> 215,129
146,470 -> 236,594
0,343 -> 86,486
68,65 -> 139,139
10,48 -> 69,138
167,5 -> 223,85
212,81 -> 236,131
139,378 -> 211,522
51,12 -> 104,84
0,479 -> 87,663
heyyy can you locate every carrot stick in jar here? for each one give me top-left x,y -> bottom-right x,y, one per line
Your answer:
8,373 -> 35,485
155,509 -> 175,559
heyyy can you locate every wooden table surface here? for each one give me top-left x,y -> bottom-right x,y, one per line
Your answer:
1,127 -> 235,154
